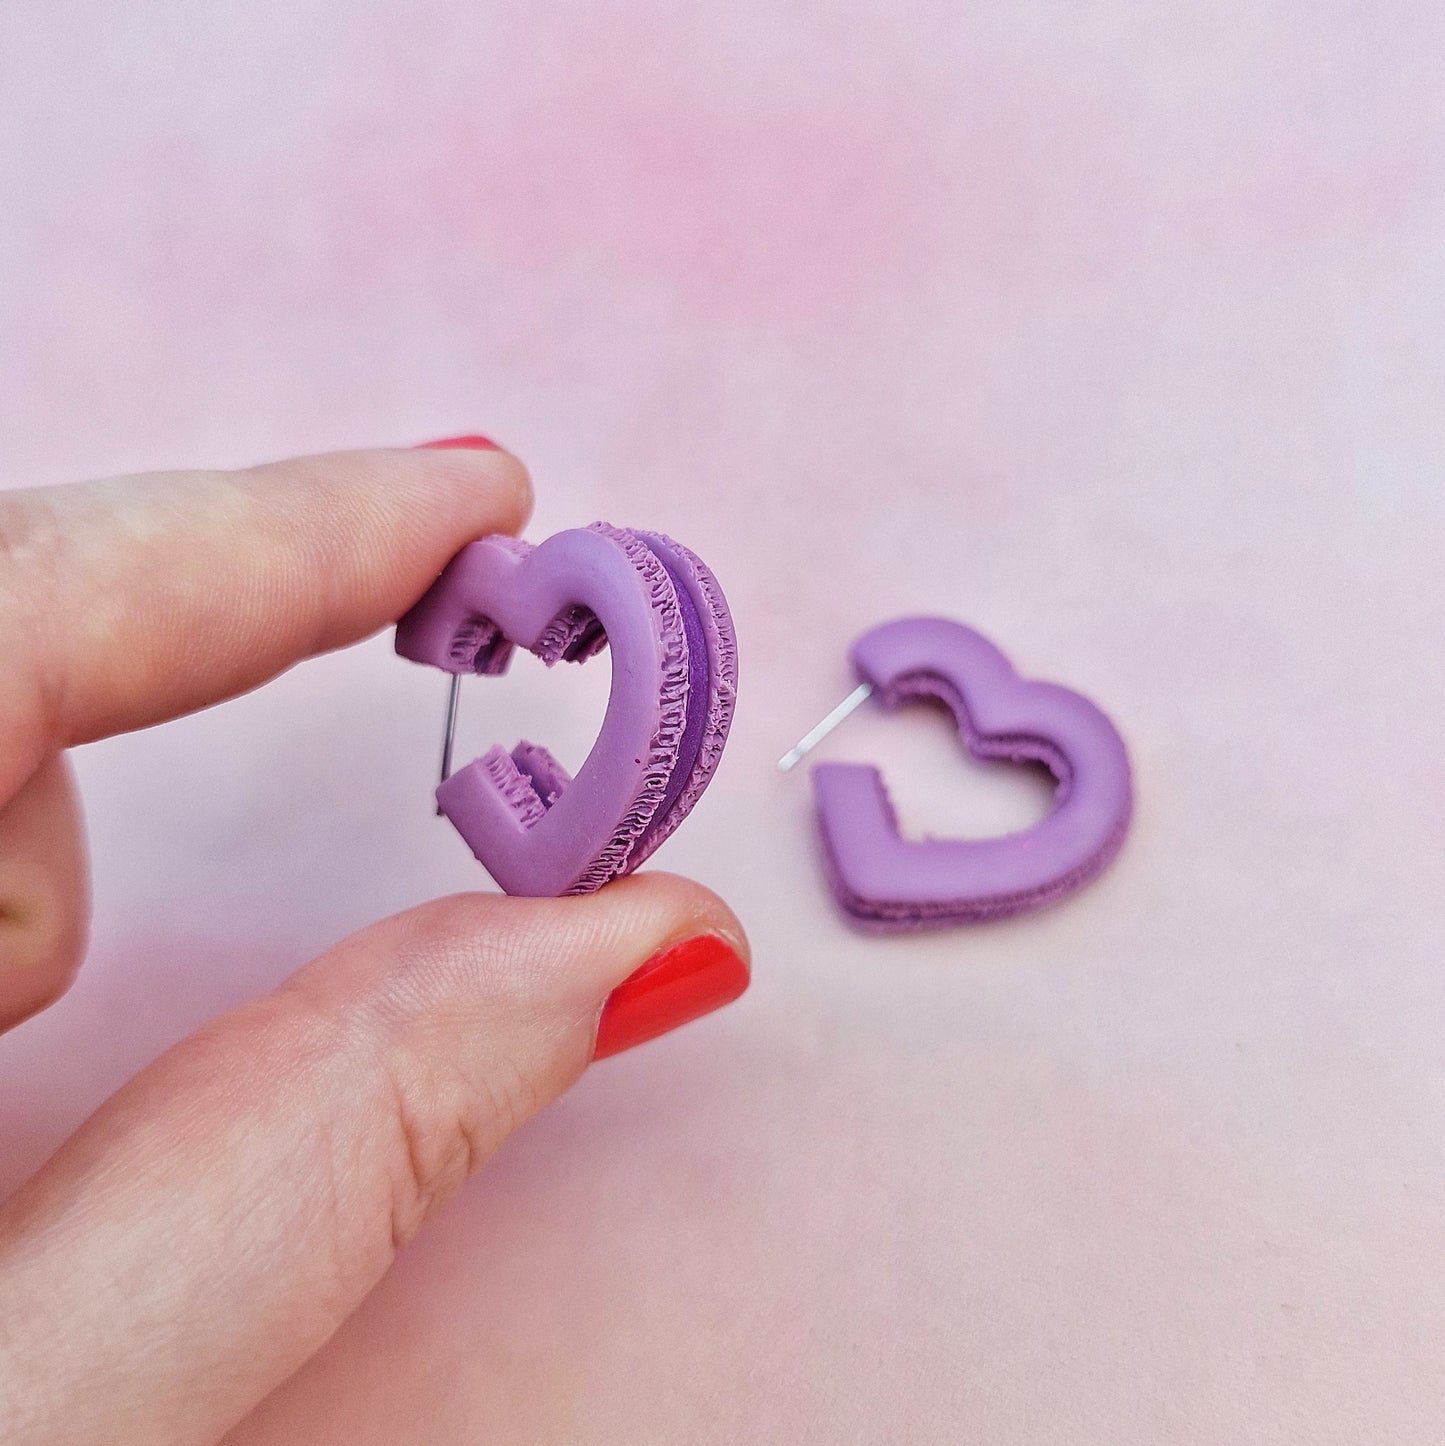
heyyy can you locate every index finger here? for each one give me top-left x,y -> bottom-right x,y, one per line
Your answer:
0,444 -> 531,802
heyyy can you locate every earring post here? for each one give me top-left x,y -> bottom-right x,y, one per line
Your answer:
777,683 -> 873,772
437,673 -> 462,813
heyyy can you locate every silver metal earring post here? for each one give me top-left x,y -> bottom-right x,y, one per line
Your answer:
776,683 -> 874,772
437,673 -> 463,813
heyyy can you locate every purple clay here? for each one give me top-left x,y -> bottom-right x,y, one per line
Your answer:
395,523 -> 737,897
811,617 -> 1133,930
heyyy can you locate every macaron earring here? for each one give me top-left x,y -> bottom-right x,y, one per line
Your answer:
779,616 -> 1132,930
396,524 -> 737,896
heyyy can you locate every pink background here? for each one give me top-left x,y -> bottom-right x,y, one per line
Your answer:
3,3 -> 1445,1440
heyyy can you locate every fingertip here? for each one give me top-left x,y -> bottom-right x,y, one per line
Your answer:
576,875 -> 750,1061
352,441 -> 532,540
575,871 -> 752,972
591,931 -> 749,1062
341,875 -> 751,1059
409,441 -> 534,537
3,444 -> 540,770
233,442 -> 535,641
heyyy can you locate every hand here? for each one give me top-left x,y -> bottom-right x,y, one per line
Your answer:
0,445 -> 749,1446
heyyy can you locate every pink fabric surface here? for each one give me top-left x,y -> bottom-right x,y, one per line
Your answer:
3,3 -> 1444,1440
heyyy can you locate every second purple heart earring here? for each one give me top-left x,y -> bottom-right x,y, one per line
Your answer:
779,616 -> 1133,930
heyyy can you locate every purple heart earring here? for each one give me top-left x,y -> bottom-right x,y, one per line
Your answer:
396,524 -> 737,896
778,616 -> 1132,930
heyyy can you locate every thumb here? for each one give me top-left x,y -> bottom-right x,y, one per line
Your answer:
0,873 -> 748,1446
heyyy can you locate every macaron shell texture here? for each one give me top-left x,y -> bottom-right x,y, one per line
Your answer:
626,530 -> 738,867
575,523 -> 693,890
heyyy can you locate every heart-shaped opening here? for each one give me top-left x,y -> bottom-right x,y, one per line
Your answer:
450,624 -> 615,804
819,693 -> 1057,842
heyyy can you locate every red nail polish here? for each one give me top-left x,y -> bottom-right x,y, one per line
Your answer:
592,935 -> 749,1061
416,434 -> 503,451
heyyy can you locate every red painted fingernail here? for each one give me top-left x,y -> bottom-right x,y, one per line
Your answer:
592,935 -> 749,1061
416,434 -> 503,451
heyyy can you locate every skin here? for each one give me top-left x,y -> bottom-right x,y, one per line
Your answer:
0,447 -> 749,1446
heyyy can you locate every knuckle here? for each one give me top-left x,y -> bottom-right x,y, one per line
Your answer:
275,911 -> 561,1257
355,936 -> 545,1249
380,1045 -> 529,1249
0,490 -> 62,604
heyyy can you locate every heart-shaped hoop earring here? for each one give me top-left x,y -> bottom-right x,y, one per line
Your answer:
396,524 -> 737,897
778,616 -> 1132,930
